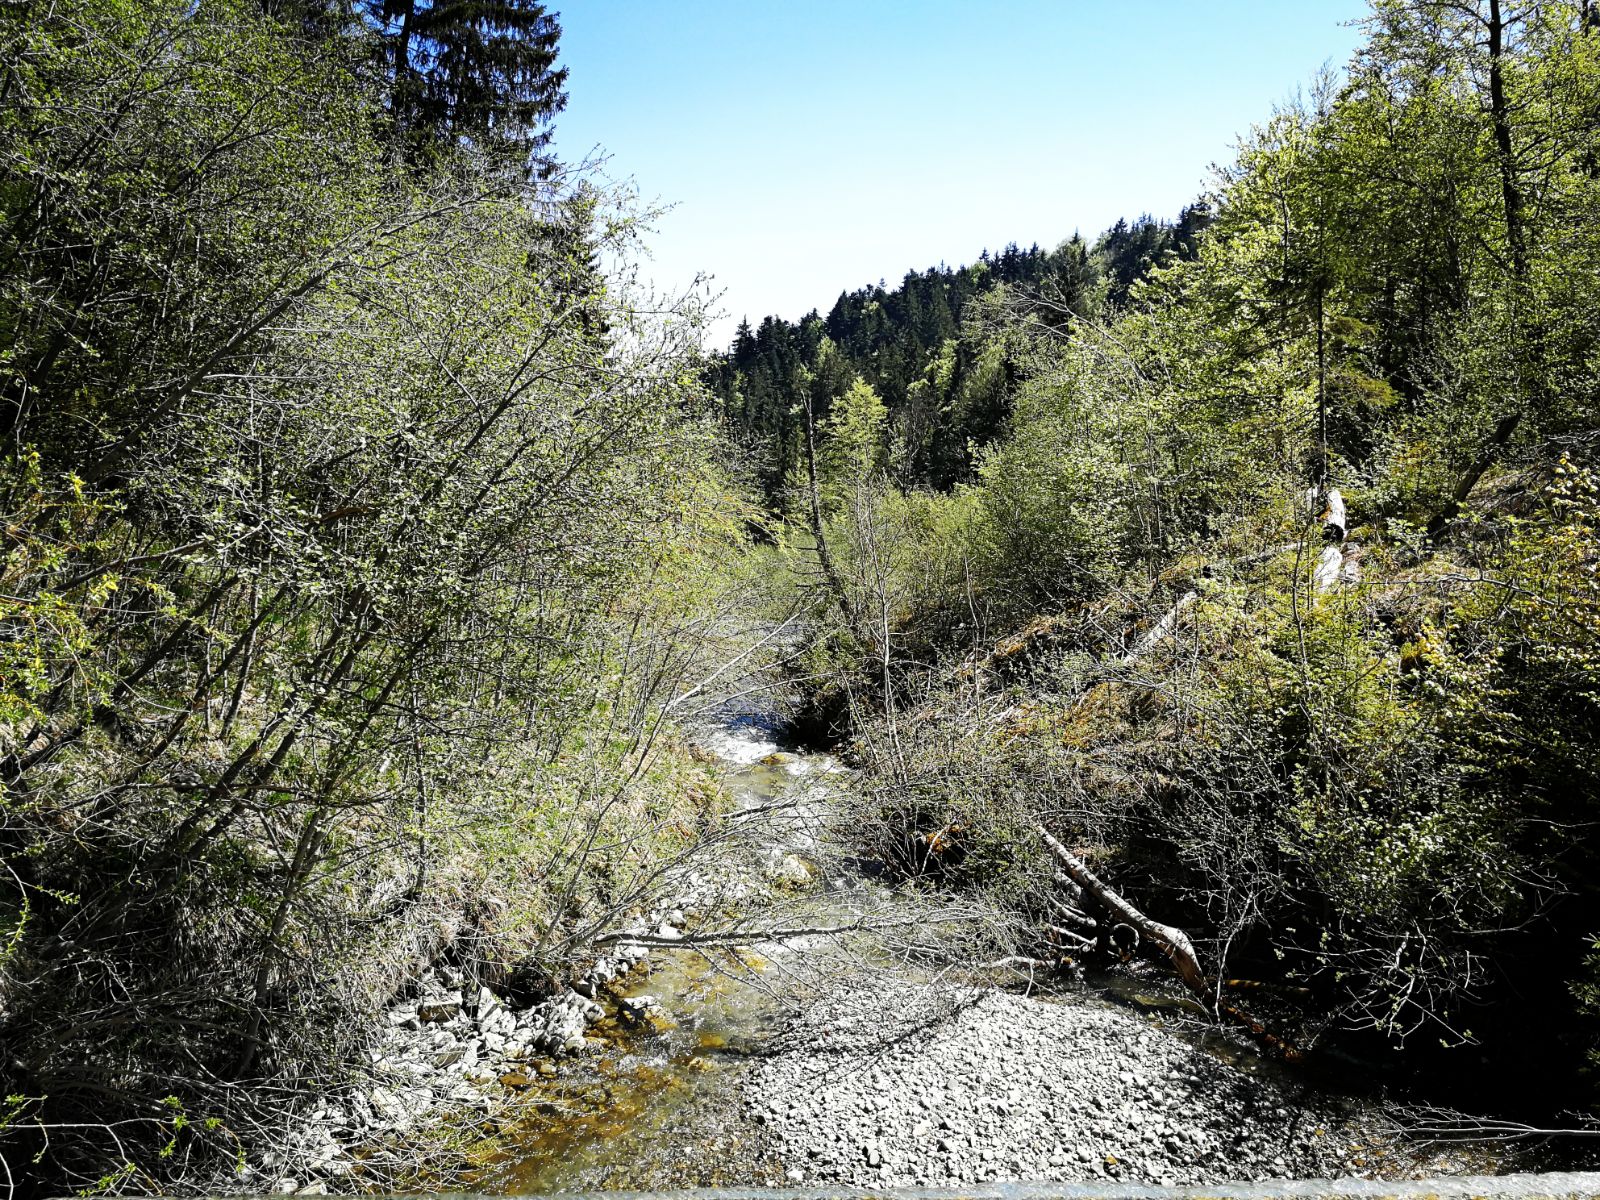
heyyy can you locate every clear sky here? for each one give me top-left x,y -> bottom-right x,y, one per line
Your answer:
550,2 -> 1371,350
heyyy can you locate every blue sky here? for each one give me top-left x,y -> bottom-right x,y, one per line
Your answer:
550,2 -> 1370,348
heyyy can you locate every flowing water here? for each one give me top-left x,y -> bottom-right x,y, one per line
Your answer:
477,707 -> 871,1192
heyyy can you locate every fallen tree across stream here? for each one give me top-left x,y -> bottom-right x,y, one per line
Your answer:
1037,826 -> 1208,997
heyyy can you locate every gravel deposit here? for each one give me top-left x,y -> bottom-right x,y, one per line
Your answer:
239,722 -> 1514,1194
745,979 -> 1386,1188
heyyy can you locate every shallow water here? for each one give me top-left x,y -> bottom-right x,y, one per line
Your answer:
477,708 -> 853,1192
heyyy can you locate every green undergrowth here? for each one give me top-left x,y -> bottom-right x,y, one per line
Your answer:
820,457 -> 1600,1109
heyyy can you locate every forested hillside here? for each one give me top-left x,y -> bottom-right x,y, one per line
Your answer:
707,206 -> 1211,501
773,0 -> 1600,1116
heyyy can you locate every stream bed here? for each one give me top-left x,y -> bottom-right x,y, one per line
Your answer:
468,708 -> 1518,1193
475,710 -> 849,1191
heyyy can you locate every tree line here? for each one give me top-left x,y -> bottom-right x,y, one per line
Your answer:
707,206 -> 1212,504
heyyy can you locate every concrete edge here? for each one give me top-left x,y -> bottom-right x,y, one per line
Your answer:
118,1171 -> 1600,1200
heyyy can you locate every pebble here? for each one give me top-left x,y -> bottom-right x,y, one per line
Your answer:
237,733 -> 1441,1195
246,889 -> 676,1187
742,979 -> 1383,1189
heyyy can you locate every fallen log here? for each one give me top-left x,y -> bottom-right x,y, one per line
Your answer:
1428,413 -> 1522,539
1036,826 -> 1208,1001
1321,486 -> 1347,541
1312,544 -> 1344,593
1115,590 -> 1197,670
1312,486 -> 1351,595
1038,825 -> 1307,1061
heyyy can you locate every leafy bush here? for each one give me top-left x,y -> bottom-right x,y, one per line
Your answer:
0,0 -> 750,1188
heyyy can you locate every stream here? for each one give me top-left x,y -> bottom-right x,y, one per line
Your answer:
467,705 -> 1516,1193
477,707 -> 865,1191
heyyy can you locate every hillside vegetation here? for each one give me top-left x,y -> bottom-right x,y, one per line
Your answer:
0,0 -> 753,1189
769,0 -> 1600,1113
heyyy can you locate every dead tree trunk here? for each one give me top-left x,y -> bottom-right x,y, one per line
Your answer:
1038,827 -> 1305,1060
1115,591 -> 1197,670
1312,486 -> 1349,595
1037,826 -> 1209,1003
1427,413 -> 1522,539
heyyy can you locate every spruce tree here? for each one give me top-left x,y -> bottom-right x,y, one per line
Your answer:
372,0 -> 568,173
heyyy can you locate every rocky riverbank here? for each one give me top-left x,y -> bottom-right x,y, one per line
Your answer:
240,844 -> 794,1194
743,978 -> 1495,1189
234,716 -> 1520,1196
243,933 -> 666,1192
